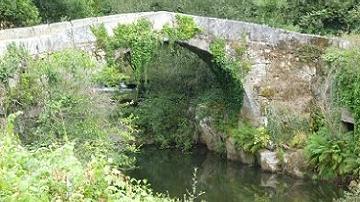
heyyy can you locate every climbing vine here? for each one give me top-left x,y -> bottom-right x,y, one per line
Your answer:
209,38 -> 249,121
324,47 -> 360,132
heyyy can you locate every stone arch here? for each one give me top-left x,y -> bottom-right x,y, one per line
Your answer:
0,11 -> 351,126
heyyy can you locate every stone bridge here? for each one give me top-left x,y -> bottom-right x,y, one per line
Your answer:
0,11 -> 351,126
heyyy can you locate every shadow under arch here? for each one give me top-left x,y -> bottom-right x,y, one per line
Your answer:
175,40 -> 245,120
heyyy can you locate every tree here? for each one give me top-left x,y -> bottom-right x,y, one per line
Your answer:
33,0 -> 112,23
0,0 -> 40,29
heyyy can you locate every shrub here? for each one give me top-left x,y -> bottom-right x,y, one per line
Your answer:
324,48 -> 360,132
92,15 -> 201,97
162,15 -> 201,41
0,113 -> 172,201
305,127 -> 359,180
230,122 -> 271,154
1,47 -> 136,167
33,0 -> 111,23
93,65 -> 129,87
0,44 -> 29,85
0,0 -> 40,28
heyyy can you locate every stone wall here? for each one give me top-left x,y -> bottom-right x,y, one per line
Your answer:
0,11 -> 349,55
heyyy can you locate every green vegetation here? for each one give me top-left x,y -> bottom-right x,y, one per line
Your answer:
209,39 -> 247,121
107,0 -> 360,35
33,0 -> 111,22
0,113 -> 173,201
3,0 -> 360,36
306,128 -> 358,180
230,122 -> 271,154
4,0 -> 360,200
92,16 -> 246,151
0,0 -> 40,28
129,46 -> 225,151
266,105 -> 311,147
327,48 -> 360,130
0,44 -> 182,201
93,65 -> 129,87
304,48 -> 360,180
91,15 -> 201,91
0,45 -> 137,167
162,15 -> 201,41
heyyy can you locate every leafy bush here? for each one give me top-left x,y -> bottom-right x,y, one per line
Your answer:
230,122 -> 271,154
324,48 -> 360,132
0,113 -> 172,201
92,19 -> 160,96
94,65 -> 129,87
305,128 -> 359,180
0,46 -> 136,167
92,15 -> 201,96
0,44 -> 29,86
304,47 -> 360,180
33,0 -> 111,22
0,0 -> 40,28
162,15 -> 201,41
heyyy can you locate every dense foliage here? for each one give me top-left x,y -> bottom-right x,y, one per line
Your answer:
306,128 -> 359,180
0,113 -> 174,201
33,0 -> 112,23
2,0 -> 360,35
125,47 -> 219,150
108,0 -> 360,35
0,42 -> 208,201
92,16 -> 246,151
230,122 -> 271,154
0,0 -> 40,28
304,48 -> 360,180
0,45 -> 136,167
326,48 -> 360,131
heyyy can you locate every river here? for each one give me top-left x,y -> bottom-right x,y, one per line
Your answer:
128,145 -> 343,202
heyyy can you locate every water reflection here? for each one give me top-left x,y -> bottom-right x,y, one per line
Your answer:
128,146 -> 342,202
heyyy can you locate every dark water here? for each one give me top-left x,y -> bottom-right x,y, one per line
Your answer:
128,146 -> 343,202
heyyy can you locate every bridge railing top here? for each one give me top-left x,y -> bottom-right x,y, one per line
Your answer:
0,11 -> 351,56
